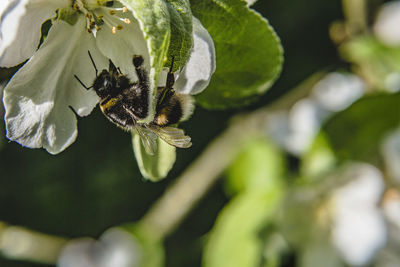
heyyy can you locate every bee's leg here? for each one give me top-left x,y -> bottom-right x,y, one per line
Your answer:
108,59 -> 119,74
133,55 -> 148,85
74,75 -> 93,90
122,104 -> 139,123
166,55 -> 175,90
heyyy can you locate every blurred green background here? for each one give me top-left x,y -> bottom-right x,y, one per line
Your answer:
0,0 -> 373,266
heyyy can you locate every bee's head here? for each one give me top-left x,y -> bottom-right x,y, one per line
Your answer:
94,69 -> 121,98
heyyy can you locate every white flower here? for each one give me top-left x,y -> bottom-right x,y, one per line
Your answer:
57,228 -> 142,267
330,164 -> 387,266
283,163 -> 387,267
264,72 -> 364,156
381,128 -> 400,184
373,1 -> 400,47
0,0 -> 215,154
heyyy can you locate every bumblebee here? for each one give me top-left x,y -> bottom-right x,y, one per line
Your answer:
74,51 -> 193,155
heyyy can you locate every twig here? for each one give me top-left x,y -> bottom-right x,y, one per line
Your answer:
137,73 -> 325,240
0,73 -> 325,263
342,0 -> 368,36
0,221 -> 68,264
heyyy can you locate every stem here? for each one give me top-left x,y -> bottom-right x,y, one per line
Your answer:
0,73 -> 325,263
0,221 -> 68,264
342,0 -> 368,36
137,73 -> 325,240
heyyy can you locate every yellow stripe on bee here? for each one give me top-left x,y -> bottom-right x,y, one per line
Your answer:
100,97 -> 119,112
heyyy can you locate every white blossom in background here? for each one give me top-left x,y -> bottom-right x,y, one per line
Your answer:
372,188 -> 400,267
381,129 -> 400,184
373,1 -> 400,47
57,228 -> 141,267
0,0 -> 215,154
265,72 -> 364,155
312,72 -> 365,112
285,98 -> 325,155
382,189 -> 400,229
330,164 -> 386,266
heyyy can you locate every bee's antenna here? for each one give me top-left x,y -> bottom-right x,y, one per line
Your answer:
88,50 -> 98,76
74,74 -> 93,90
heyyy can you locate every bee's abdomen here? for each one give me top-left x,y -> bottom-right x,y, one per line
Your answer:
154,96 -> 183,126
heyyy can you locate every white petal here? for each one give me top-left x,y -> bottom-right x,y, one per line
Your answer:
0,0 -> 68,67
245,0 -> 258,6
57,229 -> 141,267
381,129 -> 400,183
95,9 -> 149,81
286,99 -> 325,155
174,16 -> 216,95
99,228 -> 142,267
332,164 -> 386,266
57,238 -> 98,267
312,72 -> 365,112
3,17 -> 107,154
0,1 -> 12,17
373,1 -> 400,46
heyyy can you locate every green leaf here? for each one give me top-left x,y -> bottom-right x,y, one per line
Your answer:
203,191 -> 283,267
190,0 -> 283,109
164,0 -> 193,70
322,92 -> 400,163
132,133 -> 176,181
340,36 -> 400,92
301,132 -> 337,179
204,137 -> 285,267
225,138 -> 285,195
120,0 -> 193,119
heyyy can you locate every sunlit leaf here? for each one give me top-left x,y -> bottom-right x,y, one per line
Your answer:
225,138 -> 285,195
190,0 -> 283,109
203,191 -> 283,267
340,36 -> 400,92
120,0 -> 193,119
322,92 -> 400,163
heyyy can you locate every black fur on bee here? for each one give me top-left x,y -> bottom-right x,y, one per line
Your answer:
74,51 -> 193,131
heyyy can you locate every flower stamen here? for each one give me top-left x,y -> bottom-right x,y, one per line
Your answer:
120,18 -> 131,24
98,6 -> 131,34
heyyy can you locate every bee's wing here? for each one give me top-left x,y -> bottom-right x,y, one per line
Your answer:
146,125 -> 192,148
135,125 -> 158,155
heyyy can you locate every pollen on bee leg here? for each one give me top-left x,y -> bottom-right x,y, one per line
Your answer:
122,7 -> 128,12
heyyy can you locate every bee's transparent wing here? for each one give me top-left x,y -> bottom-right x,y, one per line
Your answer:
135,125 -> 158,155
146,125 -> 192,148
